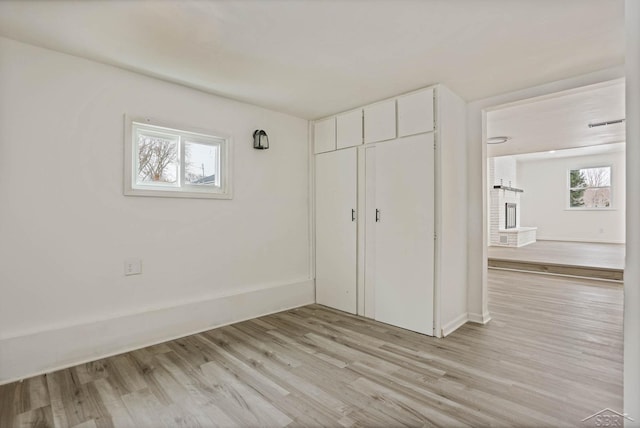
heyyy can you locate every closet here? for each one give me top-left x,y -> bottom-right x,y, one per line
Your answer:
315,147 -> 357,314
314,84 -> 468,337
366,133 -> 435,334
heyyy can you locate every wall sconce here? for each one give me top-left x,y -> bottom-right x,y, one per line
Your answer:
253,130 -> 269,150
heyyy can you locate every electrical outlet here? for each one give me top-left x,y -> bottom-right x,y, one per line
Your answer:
124,258 -> 142,276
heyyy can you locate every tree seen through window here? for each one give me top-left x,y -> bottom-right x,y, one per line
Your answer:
569,167 -> 611,208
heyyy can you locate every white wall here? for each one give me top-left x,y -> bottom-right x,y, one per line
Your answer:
492,156 -> 517,187
517,150 -> 625,243
625,0 -> 640,423
436,85 -> 468,336
0,37 -> 313,383
466,67 -> 624,323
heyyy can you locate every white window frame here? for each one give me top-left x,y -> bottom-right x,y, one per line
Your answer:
124,115 -> 232,199
566,165 -> 613,210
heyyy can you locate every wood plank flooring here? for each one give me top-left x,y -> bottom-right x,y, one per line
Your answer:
488,240 -> 625,269
0,270 -> 623,427
488,240 -> 625,280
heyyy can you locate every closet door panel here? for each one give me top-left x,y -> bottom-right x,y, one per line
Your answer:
397,88 -> 434,137
314,117 -> 336,154
315,148 -> 357,314
337,109 -> 363,149
364,100 -> 396,144
374,133 -> 435,335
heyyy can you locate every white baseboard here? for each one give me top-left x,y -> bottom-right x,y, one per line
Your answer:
0,279 -> 315,385
441,313 -> 469,337
468,311 -> 492,324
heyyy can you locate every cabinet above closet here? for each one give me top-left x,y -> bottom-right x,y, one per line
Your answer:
313,117 -> 336,154
398,88 -> 434,137
336,109 -> 363,149
364,99 -> 396,144
313,86 -> 436,153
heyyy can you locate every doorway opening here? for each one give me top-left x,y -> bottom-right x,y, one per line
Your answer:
484,79 -> 625,281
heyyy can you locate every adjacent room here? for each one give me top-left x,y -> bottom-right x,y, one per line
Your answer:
1,1 -> 639,427
486,81 -> 626,281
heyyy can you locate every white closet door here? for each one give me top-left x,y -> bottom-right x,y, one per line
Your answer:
374,133 -> 435,335
315,148 -> 357,314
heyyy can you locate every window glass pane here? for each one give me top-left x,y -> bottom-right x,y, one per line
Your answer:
582,187 -> 611,208
569,167 -> 611,208
136,133 -> 178,185
570,167 -> 611,188
185,141 -> 218,186
570,189 -> 585,207
127,118 -> 231,199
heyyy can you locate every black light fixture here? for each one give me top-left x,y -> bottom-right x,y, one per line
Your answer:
253,130 -> 269,150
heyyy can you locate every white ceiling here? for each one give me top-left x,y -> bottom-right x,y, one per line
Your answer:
505,141 -> 625,163
487,80 -> 625,157
0,0 -> 624,119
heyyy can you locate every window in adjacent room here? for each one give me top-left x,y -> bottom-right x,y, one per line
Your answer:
568,166 -> 611,208
124,117 -> 231,199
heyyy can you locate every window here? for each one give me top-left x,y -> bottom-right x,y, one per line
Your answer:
568,166 -> 611,208
124,117 -> 231,199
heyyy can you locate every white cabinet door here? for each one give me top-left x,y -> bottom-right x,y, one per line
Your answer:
336,109 -> 363,149
314,117 -> 336,154
364,100 -> 396,144
374,133 -> 435,335
397,88 -> 434,137
315,148 -> 357,314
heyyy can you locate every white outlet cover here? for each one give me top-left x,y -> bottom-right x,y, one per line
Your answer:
124,258 -> 142,276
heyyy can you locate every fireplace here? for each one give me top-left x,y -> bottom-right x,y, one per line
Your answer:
505,203 -> 517,229
489,157 -> 536,247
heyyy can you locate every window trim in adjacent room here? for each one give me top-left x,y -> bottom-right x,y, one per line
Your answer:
567,165 -> 613,210
124,115 -> 233,199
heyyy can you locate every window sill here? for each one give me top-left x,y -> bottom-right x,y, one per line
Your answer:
124,188 -> 232,199
564,207 -> 617,211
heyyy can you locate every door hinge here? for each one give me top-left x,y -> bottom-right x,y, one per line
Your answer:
433,90 -> 437,129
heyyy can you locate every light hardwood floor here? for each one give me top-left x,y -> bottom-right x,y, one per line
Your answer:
488,240 -> 625,281
0,270 -> 623,427
488,240 -> 625,269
